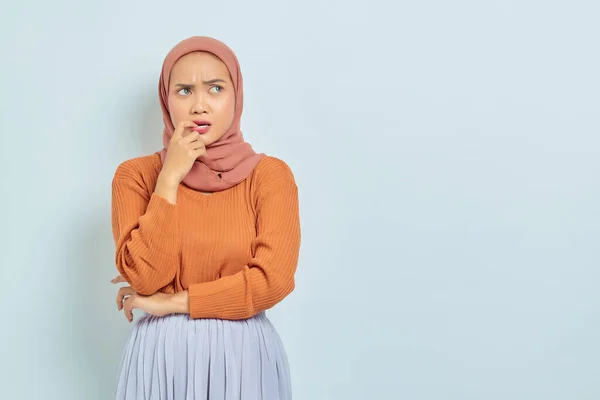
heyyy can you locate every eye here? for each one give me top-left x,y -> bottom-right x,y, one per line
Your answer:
177,88 -> 191,96
209,85 -> 223,93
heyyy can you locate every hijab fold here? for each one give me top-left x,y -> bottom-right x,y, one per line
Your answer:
158,36 -> 264,192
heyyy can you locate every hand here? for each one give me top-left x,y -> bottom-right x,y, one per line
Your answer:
111,274 -> 190,321
160,121 -> 207,185
115,285 -> 172,323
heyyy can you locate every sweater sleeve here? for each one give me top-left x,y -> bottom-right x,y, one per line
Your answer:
187,159 -> 301,320
111,161 -> 180,295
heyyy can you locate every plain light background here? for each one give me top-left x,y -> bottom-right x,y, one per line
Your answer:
1,0 -> 599,399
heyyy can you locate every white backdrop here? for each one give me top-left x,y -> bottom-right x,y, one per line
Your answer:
1,1 -> 599,399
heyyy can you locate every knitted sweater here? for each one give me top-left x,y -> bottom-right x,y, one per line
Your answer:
111,153 -> 301,320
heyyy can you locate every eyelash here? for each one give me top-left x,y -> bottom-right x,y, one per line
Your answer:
177,85 -> 223,96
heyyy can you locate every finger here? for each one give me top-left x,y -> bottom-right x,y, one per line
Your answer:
110,275 -> 126,284
193,148 -> 207,159
116,286 -> 135,310
123,296 -> 135,323
173,121 -> 198,139
182,131 -> 201,143
190,136 -> 207,149
193,135 -> 207,148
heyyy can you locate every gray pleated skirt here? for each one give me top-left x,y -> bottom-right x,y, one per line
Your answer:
114,311 -> 292,399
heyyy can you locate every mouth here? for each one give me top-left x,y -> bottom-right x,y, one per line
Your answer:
193,120 -> 211,128
192,120 -> 212,134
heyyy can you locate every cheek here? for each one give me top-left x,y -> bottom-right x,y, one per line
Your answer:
167,96 -> 185,124
220,95 -> 235,127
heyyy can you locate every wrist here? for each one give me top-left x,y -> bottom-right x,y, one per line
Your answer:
169,291 -> 190,314
156,172 -> 180,189
155,173 -> 180,204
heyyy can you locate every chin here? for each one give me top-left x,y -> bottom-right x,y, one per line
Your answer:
205,132 -> 226,146
202,135 -> 217,147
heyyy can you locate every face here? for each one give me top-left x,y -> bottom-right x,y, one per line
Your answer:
167,51 -> 235,146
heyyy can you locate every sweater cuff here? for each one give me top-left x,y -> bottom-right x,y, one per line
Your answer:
188,273 -> 247,319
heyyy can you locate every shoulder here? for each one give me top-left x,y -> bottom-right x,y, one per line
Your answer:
249,156 -> 299,210
112,153 -> 162,187
252,156 -> 297,187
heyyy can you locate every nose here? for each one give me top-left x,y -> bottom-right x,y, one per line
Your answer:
191,93 -> 208,115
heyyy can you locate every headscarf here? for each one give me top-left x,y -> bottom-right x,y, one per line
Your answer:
158,36 -> 264,192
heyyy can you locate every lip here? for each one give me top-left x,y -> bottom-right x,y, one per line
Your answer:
192,120 -> 211,134
193,120 -> 211,126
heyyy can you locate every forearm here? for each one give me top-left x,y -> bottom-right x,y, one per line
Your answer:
115,243 -> 179,295
168,290 -> 191,314
187,265 -> 295,320
113,184 -> 181,295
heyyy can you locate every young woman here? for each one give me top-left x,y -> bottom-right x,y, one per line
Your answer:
110,36 -> 300,399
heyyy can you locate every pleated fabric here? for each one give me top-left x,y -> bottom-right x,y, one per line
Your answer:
114,312 -> 292,399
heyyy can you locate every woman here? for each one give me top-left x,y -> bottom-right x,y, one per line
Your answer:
110,36 -> 300,399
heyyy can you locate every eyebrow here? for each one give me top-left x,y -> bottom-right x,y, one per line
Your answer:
173,79 -> 227,87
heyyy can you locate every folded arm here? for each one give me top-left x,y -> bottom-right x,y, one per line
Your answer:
187,159 -> 301,320
111,162 -> 180,295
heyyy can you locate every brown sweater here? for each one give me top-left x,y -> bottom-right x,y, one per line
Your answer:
111,153 -> 301,320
